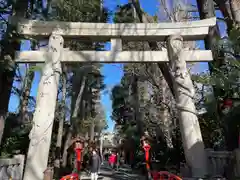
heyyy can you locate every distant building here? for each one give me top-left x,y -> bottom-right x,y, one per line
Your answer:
102,132 -> 117,148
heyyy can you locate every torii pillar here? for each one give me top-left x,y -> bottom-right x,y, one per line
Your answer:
167,35 -> 207,177
23,34 -> 64,180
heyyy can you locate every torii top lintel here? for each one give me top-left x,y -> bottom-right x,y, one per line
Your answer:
9,17 -> 216,41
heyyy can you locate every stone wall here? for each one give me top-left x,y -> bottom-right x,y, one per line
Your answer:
0,154 -> 25,180
180,149 -> 240,178
205,148 -> 233,177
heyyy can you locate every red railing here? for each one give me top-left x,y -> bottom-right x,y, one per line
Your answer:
152,171 -> 182,180
60,173 -> 79,180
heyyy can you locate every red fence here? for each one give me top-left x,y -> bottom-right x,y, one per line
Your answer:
60,173 -> 78,180
152,171 -> 182,180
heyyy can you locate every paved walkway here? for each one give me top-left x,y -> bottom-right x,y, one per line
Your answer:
80,162 -> 144,180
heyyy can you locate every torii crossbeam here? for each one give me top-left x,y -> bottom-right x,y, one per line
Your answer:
10,17 -> 216,40
11,17 -> 216,63
15,50 -> 213,63
10,17 -> 216,180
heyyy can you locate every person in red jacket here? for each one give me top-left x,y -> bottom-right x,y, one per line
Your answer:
108,151 -> 117,169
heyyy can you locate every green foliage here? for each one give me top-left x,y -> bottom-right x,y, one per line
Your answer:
192,29 -> 240,99
114,3 -> 135,23
52,0 -> 109,22
0,113 -> 31,157
229,26 -> 240,54
111,84 -> 134,125
191,28 -> 240,150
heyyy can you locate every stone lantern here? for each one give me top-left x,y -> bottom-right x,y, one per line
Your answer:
73,137 -> 85,172
74,140 -> 84,171
141,132 -> 152,179
68,136 -> 85,172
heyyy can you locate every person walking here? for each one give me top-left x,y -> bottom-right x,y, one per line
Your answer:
90,149 -> 101,180
116,152 -> 120,171
108,151 -> 117,169
97,148 -> 103,165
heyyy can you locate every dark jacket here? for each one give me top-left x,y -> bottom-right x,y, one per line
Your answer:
90,153 -> 100,173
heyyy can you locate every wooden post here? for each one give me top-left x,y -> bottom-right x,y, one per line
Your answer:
167,35 -> 207,178
23,34 -> 64,180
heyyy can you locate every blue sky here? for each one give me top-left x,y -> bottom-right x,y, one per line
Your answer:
8,0 -> 227,132
101,0 -> 160,131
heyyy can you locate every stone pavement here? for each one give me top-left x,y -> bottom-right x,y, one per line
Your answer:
80,162 -> 145,180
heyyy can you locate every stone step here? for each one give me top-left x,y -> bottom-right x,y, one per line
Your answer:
117,168 -> 132,173
80,175 -> 104,180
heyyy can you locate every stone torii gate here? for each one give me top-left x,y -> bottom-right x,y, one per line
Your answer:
10,17 -> 216,179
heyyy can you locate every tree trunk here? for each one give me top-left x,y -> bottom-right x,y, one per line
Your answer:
132,75 -> 143,135
61,75 -> 86,167
230,0 -> 240,24
0,0 -> 28,145
131,0 -> 175,97
19,41 -> 37,124
54,66 -> 67,177
23,34 -> 63,180
161,77 -> 173,149
214,0 -> 234,32
61,128 -> 72,168
167,35 -> 207,178
89,85 -> 95,141
197,0 -> 225,143
72,76 -> 86,119
196,0 -> 220,63
19,64 -> 35,123
90,120 -> 95,141
0,71 -> 14,145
